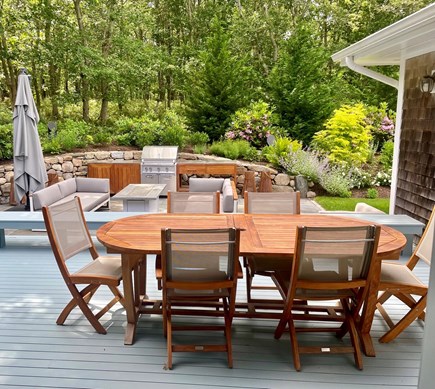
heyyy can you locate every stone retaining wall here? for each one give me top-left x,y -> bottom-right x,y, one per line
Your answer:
0,150 -> 315,204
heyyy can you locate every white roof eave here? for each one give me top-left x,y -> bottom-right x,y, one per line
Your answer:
332,3 -> 435,66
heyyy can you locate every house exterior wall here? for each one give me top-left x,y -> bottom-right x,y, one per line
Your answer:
396,53 -> 435,224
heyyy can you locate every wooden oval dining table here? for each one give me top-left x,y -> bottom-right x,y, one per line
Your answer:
97,213 -> 406,355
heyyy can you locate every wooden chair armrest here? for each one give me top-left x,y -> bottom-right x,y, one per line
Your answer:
230,180 -> 238,201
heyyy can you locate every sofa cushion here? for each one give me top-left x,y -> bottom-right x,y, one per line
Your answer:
32,184 -> 63,211
76,177 -> 109,193
60,192 -> 110,212
189,178 -> 224,193
221,179 -> 234,213
58,178 -> 77,198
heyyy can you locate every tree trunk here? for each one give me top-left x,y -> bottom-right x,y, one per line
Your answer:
0,34 -> 16,107
98,0 -> 115,124
73,0 -> 90,122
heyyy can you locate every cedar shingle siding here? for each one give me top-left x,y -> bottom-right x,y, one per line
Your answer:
397,53 -> 435,224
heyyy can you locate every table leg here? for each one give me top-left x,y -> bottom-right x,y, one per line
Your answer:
359,259 -> 382,357
0,229 -> 5,248
139,254 -> 147,297
122,253 -> 143,345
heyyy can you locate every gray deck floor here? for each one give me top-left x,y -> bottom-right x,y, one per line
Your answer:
0,233 -> 428,389
0,198 -> 428,388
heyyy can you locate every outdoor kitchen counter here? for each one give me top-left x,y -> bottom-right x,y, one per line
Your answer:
87,162 -> 140,194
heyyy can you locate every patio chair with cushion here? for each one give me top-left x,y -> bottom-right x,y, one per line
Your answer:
42,197 -> 125,334
274,225 -> 381,371
376,205 -> 434,343
243,191 -> 300,303
161,228 -> 241,369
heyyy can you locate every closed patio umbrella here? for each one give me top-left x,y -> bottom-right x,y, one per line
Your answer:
13,69 -> 47,209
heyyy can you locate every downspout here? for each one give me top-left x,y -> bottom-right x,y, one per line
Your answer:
344,56 -> 399,89
344,56 -> 401,214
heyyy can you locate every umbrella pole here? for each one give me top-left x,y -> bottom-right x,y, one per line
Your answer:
24,176 -> 30,211
25,191 -> 30,211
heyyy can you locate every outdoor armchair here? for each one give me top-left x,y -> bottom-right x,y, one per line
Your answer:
376,205 -> 434,342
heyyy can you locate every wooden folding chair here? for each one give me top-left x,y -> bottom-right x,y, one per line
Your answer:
274,225 -> 381,371
376,206 -> 434,343
161,228 -> 240,369
243,191 -> 300,303
42,197 -> 125,334
155,191 -> 221,290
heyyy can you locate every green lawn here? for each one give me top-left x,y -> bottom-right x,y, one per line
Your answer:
315,197 -> 389,213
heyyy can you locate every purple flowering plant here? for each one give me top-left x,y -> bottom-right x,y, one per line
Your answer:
224,101 -> 278,149
365,102 -> 395,149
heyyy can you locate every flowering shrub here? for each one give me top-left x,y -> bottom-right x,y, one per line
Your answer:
365,102 -> 395,149
348,167 -> 373,189
280,148 -> 327,183
372,170 -> 391,187
224,101 -> 278,148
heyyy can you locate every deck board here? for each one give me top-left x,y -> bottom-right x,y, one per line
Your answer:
0,235 -> 426,388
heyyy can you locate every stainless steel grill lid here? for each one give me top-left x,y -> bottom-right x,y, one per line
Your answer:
141,146 -> 178,195
141,146 -> 178,162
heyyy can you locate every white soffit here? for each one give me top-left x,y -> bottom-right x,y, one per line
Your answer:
332,3 -> 435,66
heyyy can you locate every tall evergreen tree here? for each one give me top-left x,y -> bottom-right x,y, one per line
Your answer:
184,16 -> 250,140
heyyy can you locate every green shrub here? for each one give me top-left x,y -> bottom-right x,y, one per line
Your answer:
154,110 -> 189,148
225,101 -> 278,149
41,119 -> 92,152
366,188 -> 378,199
262,137 -> 302,168
0,103 -> 12,125
187,131 -> 210,147
193,144 -> 207,154
380,140 -> 394,169
319,166 -> 352,197
312,103 -> 372,167
209,139 -> 257,160
0,124 -> 13,160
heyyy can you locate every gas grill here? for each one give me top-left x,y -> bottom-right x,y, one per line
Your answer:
141,146 -> 178,195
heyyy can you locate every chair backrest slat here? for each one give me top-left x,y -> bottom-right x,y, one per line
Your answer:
162,228 -> 238,283
295,225 -> 380,285
167,191 -> 220,214
244,191 -> 300,214
44,198 -> 93,261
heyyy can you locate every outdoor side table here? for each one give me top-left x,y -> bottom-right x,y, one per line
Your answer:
112,184 -> 166,212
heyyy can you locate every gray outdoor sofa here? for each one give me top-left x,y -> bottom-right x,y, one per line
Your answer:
30,177 -> 110,212
188,177 -> 237,213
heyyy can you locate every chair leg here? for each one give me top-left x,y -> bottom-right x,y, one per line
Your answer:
108,285 -> 126,308
71,285 -> 107,334
342,299 -> 363,370
166,306 -> 173,370
288,317 -> 301,371
379,295 -> 427,343
223,297 -> 233,368
275,299 -> 293,340
57,284 -> 99,325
